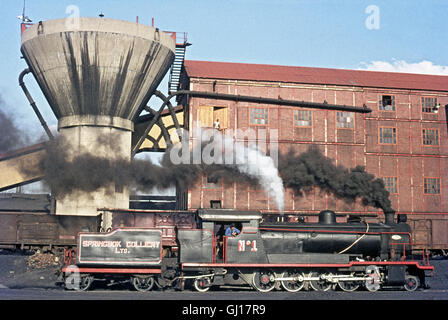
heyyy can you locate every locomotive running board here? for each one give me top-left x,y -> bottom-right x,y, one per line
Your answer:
182,261 -> 434,271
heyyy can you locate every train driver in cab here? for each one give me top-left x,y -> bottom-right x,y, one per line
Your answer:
225,223 -> 240,237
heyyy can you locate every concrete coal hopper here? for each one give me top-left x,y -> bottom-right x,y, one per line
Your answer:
20,18 -> 175,222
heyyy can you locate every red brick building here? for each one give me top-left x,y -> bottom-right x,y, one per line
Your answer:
177,60 -> 448,250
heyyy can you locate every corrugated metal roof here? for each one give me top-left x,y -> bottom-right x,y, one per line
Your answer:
184,60 -> 448,92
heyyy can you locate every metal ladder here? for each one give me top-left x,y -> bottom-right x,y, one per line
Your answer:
168,44 -> 188,94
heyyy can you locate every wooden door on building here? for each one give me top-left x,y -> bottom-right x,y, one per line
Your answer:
198,106 -> 228,129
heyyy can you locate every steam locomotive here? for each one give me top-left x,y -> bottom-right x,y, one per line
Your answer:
62,209 -> 434,292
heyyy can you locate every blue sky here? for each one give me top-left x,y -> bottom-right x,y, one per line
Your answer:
0,0 -> 447,139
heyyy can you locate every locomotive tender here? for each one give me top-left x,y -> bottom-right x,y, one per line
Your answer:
62,209 -> 434,292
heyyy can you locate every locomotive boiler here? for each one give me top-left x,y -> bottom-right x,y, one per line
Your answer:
259,210 -> 411,262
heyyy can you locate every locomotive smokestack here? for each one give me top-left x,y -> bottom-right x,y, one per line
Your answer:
384,209 -> 395,225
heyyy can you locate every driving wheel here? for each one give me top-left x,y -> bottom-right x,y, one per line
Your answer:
309,272 -> 332,291
252,270 -> 276,292
281,270 -> 305,292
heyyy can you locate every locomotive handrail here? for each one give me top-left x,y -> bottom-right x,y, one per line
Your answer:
259,226 -> 381,235
260,210 -> 379,217
63,247 -> 77,266
389,241 -> 432,266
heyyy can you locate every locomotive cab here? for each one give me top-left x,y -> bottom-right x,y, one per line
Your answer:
177,209 -> 263,264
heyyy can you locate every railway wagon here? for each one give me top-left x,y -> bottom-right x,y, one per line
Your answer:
0,213 -> 100,251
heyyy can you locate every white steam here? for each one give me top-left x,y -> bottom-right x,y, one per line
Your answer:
199,126 -> 285,212
232,139 -> 285,213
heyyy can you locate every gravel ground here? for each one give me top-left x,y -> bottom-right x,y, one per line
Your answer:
1,250 -> 446,320
426,258 -> 448,290
0,250 -> 61,290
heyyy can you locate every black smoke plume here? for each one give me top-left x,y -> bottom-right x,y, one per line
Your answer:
24,136 -> 257,198
23,135 -> 392,214
278,147 -> 392,212
132,151 -> 258,193
0,96 -> 29,153
24,136 -> 130,197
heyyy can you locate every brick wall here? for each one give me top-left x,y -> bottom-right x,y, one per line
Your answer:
183,77 -> 448,216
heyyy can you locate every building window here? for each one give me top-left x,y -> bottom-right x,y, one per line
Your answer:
421,97 -> 438,113
249,184 -> 264,192
382,177 -> 398,194
422,129 -> 439,146
336,111 -> 354,129
250,108 -> 268,125
379,95 -> 395,111
202,175 -> 221,189
379,127 -> 397,144
424,178 -> 440,194
294,110 -> 312,127
210,200 -> 222,208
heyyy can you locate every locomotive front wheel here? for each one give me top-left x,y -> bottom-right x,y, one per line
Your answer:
404,275 -> 420,292
309,272 -> 332,292
252,270 -> 276,292
132,276 -> 155,292
281,270 -> 305,292
194,277 -> 212,292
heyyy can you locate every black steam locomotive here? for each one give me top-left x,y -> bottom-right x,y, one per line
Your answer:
62,209 -> 434,292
